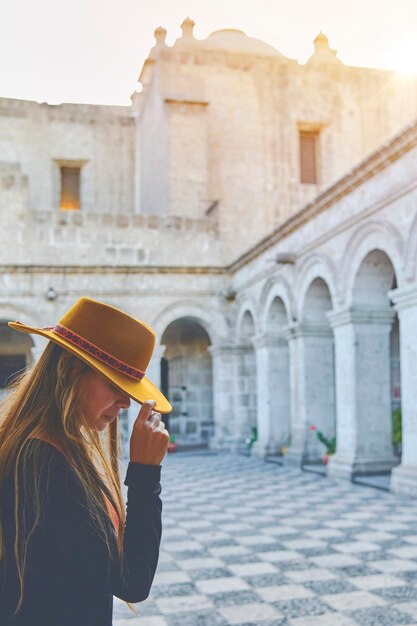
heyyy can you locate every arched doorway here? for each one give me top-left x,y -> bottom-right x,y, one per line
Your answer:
161,317 -> 213,448
351,249 -> 400,474
264,297 -> 291,453
301,278 -> 335,463
0,321 -> 34,399
236,311 -> 258,447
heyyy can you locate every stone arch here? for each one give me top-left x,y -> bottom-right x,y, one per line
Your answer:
234,306 -> 258,443
349,248 -> 400,475
0,320 -> 34,396
0,304 -> 45,364
353,250 -> 397,308
341,221 -> 404,308
152,299 -> 224,345
298,276 -> 336,462
295,253 -> 337,320
259,289 -> 292,456
237,310 -> 256,343
259,276 -> 293,332
160,317 -> 213,448
302,277 -> 334,325
403,211 -> 417,281
235,301 -> 259,343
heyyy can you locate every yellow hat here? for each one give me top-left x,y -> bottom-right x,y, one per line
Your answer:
8,297 -> 172,414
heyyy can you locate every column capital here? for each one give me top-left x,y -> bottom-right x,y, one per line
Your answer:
327,306 -> 396,328
389,284 -> 417,312
251,332 -> 286,349
283,322 -> 332,340
208,343 -> 249,357
153,344 -> 167,358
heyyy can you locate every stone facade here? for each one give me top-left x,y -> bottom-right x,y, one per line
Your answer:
1,21 -> 417,493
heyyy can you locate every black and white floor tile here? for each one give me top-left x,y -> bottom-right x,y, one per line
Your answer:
113,452 -> 417,626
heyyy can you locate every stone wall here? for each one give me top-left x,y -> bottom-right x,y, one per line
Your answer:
138,30 -> 417,264
0,98 -> 135,214
228,120 -> 417,493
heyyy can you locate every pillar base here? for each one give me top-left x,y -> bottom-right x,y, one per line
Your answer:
283,446 -> 304,469
209,434 -> 246,453
328,452 -> 398,480
391,464 -> 417,495
252,439 -> 282,459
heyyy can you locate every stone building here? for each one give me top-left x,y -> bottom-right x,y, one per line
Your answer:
1,20 -> 417,493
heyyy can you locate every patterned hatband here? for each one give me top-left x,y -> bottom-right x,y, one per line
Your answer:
45,323 -> 145,381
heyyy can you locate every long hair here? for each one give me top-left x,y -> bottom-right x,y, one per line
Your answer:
0,341 -> 137,616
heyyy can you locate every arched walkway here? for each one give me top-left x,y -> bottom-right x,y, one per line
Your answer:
329,249 -> 400,479
0,321 -> 34,399
300,278 -> 335,464
352,250 -> 399,473
235,310 -> 258,446
161,317 -> 213,447
252,296 -> 291,457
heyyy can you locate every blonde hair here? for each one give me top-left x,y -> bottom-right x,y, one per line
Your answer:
0,341 -> 137,616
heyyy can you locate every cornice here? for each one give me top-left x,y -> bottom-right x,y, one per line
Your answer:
228,118 -> 417,272
328,307 -> 396,328
389,284 -> 417,311
0,265 -> 227,276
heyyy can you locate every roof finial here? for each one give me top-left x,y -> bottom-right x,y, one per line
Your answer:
181,17 -> 195,39
154,26 -> 167,46
313,32 -> 337,56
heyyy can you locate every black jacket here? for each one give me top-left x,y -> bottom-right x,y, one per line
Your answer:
0,439 -> 162,625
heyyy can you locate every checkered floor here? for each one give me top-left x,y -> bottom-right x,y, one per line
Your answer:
113,451 -> 417,626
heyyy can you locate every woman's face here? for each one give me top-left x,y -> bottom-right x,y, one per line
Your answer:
78,369 -> 131,431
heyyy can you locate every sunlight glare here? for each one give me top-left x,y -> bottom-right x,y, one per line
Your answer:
390,41 -> 417,77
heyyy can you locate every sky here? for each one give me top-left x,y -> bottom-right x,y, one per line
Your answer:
0,0 -> 416,106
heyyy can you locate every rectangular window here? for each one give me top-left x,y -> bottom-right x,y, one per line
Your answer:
60,166 -> 81,210
299,130 -> 319,184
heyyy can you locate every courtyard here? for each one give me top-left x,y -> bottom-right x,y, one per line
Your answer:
114,452 -> 417,626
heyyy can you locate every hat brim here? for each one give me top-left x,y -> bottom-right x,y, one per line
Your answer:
8,321 -> 172,414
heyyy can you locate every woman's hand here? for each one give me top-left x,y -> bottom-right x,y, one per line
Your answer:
130,400 -> 170,465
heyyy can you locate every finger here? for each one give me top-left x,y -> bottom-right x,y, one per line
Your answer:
137,400 -> 156,422
148,412 -> 161,428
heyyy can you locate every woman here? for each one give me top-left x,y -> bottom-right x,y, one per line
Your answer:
0,297 -> 171,625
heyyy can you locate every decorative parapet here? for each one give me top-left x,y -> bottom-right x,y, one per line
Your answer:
0,97 -> 133,123
21,209 -> 218,235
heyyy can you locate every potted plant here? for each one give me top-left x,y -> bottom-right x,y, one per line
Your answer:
281,433 -> 291,456
392,408 -> 402,457
246,426 -> 258,451
313,427 -> 336,464
167,434 -> 177,453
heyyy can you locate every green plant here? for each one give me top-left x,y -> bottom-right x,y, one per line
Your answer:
247,427 -> 258,450
392,408 -> 402,447
316,429 -> 336,455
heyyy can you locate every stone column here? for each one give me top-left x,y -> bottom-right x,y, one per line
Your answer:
209,344 -> 242,451
390,286 -> 417,494
30,344 -> 45,363
146,344 -> 166,391
327,308 -> 398,480
251,333 -> 291,459
283,323 -> 335,467
234,343 -> 257,448
283,324 -> 307,467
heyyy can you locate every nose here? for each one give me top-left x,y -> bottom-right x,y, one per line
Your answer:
116,392 -> 131,409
